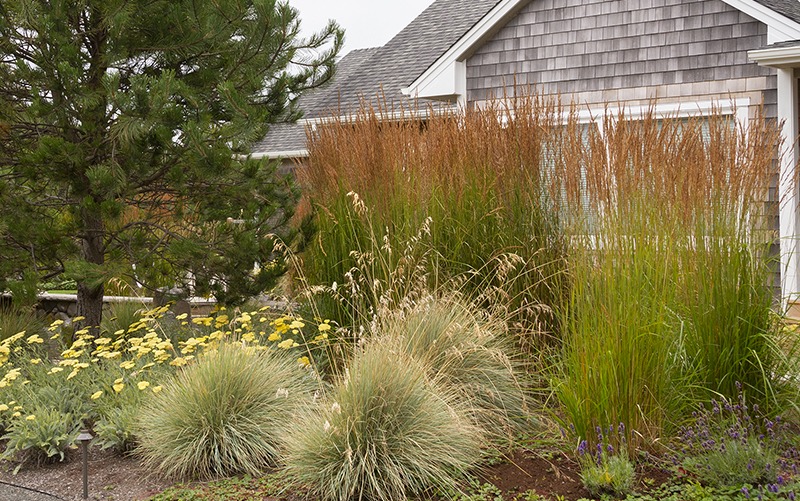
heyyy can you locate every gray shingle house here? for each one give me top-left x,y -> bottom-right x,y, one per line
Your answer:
252,0 -> 800,304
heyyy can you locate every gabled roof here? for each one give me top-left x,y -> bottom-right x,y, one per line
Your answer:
253,0 -> 800,158
250,0 -> 502,158
753,0 -> 800,25
405,0 -> 800,101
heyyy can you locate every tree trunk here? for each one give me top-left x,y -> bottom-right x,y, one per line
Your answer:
76,207 -> 104,340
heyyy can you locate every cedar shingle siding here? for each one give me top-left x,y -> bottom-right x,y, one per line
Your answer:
467,0 -> 777,118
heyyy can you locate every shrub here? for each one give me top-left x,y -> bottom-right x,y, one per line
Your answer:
137,342 -> 318,480
673,385 -> 794,488
376,295 -> 530,438
284,342 -> 482,501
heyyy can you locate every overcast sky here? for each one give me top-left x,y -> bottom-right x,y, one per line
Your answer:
288,0 -> 435,55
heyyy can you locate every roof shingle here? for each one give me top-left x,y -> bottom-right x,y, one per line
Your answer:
251,0 -> 502,156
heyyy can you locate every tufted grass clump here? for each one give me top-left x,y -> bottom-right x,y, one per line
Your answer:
376,295 -> 530,438
137,342 -> 318,480
284,342 -> 483,501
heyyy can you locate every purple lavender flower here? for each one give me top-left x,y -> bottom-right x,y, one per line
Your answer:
607,444 -> 614,454
741,486 -> 749,498
736,381 -> 742,391
778,476 -> 785,485
789,491 -> 795,501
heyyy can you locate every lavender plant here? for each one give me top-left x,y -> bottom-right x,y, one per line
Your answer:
572,423 -> 636,498
672,383 -> 799,490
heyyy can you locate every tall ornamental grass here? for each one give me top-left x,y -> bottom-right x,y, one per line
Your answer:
137,342 -> 318,480
284,342 -> 482,501
297,96 -> 569,353
554,107 -> 789,452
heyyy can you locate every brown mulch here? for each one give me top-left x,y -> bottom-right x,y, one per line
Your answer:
477,449 -> 672,501
0,446 -> 673,501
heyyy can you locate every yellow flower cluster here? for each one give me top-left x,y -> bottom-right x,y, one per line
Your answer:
0,304 -> 333,428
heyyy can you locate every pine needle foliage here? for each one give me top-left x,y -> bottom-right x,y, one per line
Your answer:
0,0 -> 343,330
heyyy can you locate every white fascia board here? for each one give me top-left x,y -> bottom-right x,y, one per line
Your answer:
748,45 -> 800,68
248,149 -> 309,160
298,107 -> 435,126
720,0 -> 800,43
402,0 -> 528,102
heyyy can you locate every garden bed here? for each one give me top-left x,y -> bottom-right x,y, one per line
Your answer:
0,444 -> 674,501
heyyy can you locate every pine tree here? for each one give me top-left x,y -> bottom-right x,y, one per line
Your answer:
0,0 -> 341,332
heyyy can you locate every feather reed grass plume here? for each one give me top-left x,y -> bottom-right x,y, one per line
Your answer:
555,102 -> 789,453
298,95 -> 569,353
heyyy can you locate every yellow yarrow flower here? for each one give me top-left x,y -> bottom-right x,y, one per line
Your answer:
11,412 -> 20,418
0,404 -> 8,411
169,357 -> 187,367
152,385 -> 163,394
26,334 -> 43,344
137,381 -> 150,390
268,332 -> 281,342
48,367 -> 64,374
91,391 -> 103,400
30,358 -> 41,365
277,338 -> 295,350
119,360 -> 136,370
25,415 -> 35,421
113,383 -> 124,392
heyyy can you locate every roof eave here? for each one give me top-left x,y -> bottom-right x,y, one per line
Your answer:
402,0 -> 529,101
748,44 -> 800,67
719,0 -> 800,43
248,149 -> 310,160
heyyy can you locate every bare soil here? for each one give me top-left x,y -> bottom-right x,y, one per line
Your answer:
0,445 -> 671,501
